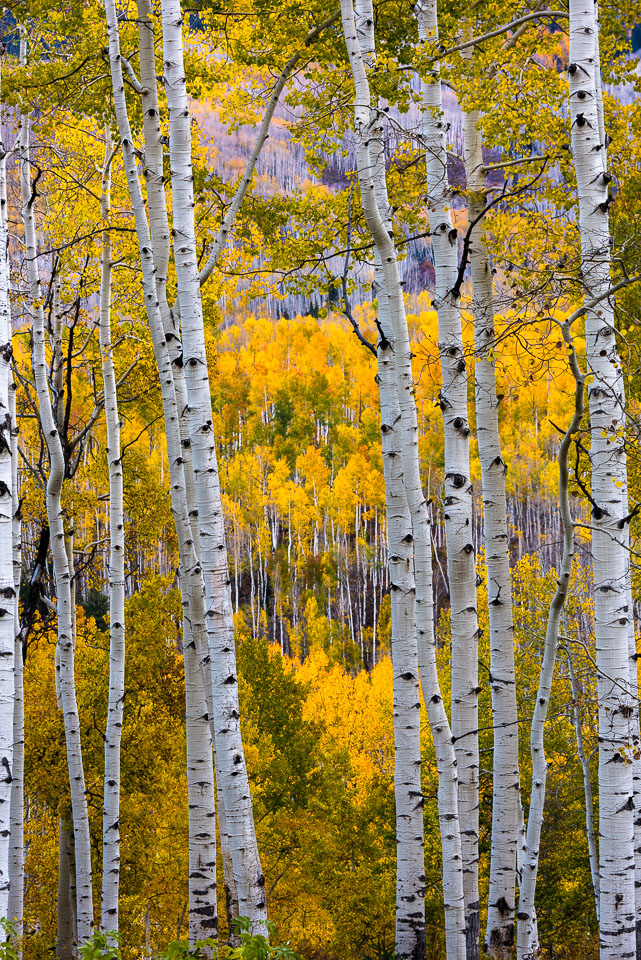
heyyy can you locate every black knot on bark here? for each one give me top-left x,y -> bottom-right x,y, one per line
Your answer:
447,472 -> 466,489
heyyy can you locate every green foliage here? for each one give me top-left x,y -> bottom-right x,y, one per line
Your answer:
0,921 -> 20,960
79,931 -> 122,960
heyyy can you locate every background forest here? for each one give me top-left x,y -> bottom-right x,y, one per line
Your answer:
1,1 -> 641,960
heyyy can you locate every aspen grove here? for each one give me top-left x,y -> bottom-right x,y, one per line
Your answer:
5,0 -> 641,958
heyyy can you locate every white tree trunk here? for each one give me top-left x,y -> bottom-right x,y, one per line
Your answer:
568,2 -> 636,955
340,4 -> 465,956
461,104 -> 519,959
7,368 -> 23,940
160,0 -> 266,928
20,113 -> 94,943
99,130 -> 126,934
415,5 -> 480,954
184,618 -> 218,945
517,324 -> 585,959
566,643 -> 600,922
0,74 -> 14,923
56,819 -> 76,960
104,4 -> 223,941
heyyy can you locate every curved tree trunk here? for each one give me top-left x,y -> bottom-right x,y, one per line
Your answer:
568,2 -> 636,955
104,2 -> 221,941
20,112 -> 93,943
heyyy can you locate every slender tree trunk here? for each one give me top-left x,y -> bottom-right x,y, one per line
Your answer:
8,369 -> 23,941
461,100 -> 519,958
341,3 -> 465,956
56,819 -> 76,960
99,130 -> 126,934
415,5 -> 480,953
0,70 -> 14,923
183,619 -> 218,945
566,643 -> 600,922
517,321 -> 585,958
160,0 -> 266,928
20,111 -> 94,944
568,2 -> 636,955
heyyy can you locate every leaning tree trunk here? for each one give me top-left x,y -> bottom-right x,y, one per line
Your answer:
104,0 -> 222,940
461,100 -> 519,959
342,3 -> 469,957
517,318 -> 585,959
415,4 -> 480,955
566,642 -> 600,923
20,112 -> 94,943
160,0 -> 266,929
568,2 -> 636,956
98,130 -> 126,934
0,70 -> 14,923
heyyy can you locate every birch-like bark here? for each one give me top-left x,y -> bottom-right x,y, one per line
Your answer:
99,130 -> 126,934
517,321 -> 585,959
566,643 -> 600,922
104,4 -> 220,938
415,5 -> 479,953
0,69 -> 13,922
341,4 -> 467,956
56,819 -> 76,960
568,3 -> 636,955
7,371 -> 23,940
6,91 -> 23,938
461,101 -> 519,959
160,0 -> 266,928
20,112 -> 94,943
183,619 -> 218,944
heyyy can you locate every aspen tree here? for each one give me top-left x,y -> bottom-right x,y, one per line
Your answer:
415,5 -> 480,953
7,375 -> 22,943
516,314 -> 585,959
566,644 -> 600,922
104,2 -> 221,939
98,130 -> 126,934
461,87 -> 519,960
6,99 -> 22,943
19,112 -> 94,943
568,1 -> 636,954
160,0 -> 267,927
341,2 -> 466,956
183,620 -> 218,945
0,52 -> 13,924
